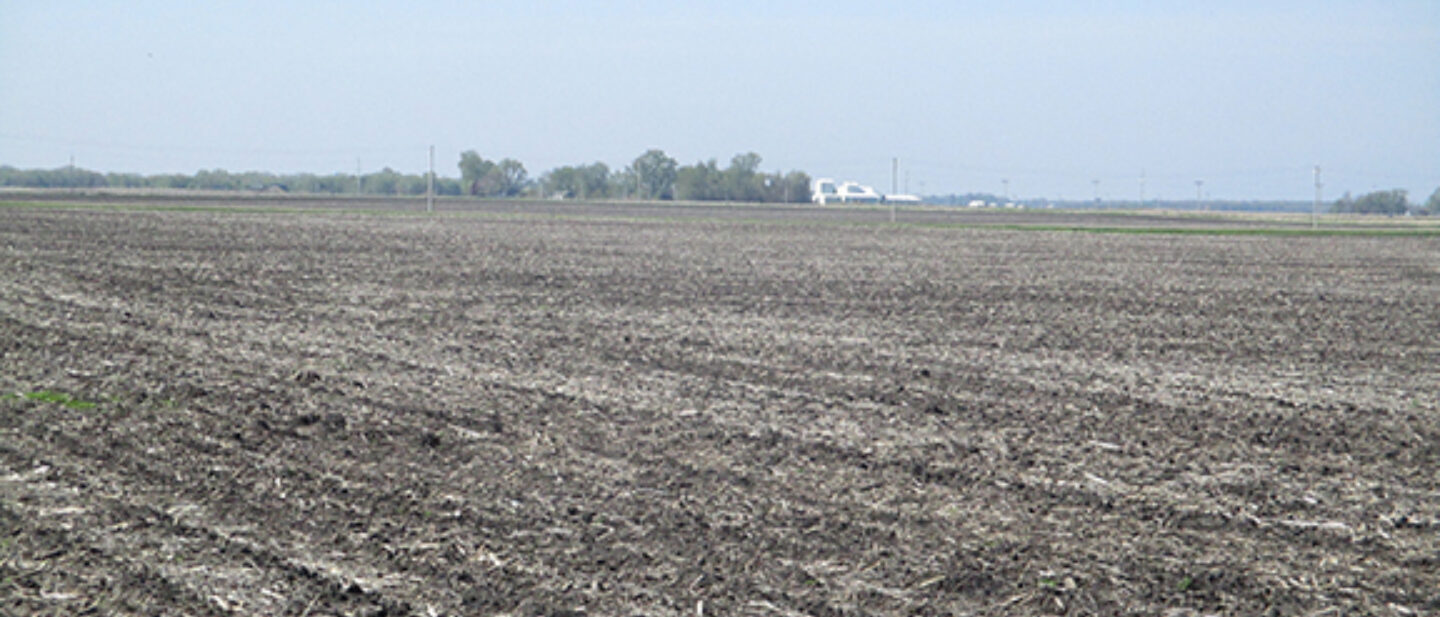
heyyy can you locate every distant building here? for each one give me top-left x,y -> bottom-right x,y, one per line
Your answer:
812,178 -> 882,204
813,178 -> 839,203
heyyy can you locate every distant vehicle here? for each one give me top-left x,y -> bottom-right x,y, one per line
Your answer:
812,178 -> 882,204
884,194 -> 921,204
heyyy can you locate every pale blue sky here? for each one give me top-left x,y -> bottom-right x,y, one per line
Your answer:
2,1 -> 1436,200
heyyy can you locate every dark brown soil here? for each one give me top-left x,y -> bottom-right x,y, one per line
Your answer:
2,202 -> 1437,616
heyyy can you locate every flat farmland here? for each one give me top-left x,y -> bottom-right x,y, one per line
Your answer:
1,201 -> 1437,616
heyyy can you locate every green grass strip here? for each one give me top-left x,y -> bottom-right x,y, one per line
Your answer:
5,390 -> 98,410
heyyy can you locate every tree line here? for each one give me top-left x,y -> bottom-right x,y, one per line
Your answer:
1,148 -> 813,204
1330,188 -> 1440,216
461,148 -> 812,203
0,165 -> 465,196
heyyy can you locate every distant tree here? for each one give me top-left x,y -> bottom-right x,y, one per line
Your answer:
722,152 -> 765,202
1363,189 -> 1408,215
674,159 -> 722,201
610,167 -> 638,199
434,178 -> 463,196
773,170 -> 812,203
0,164 -> 466,196
579,162 -> 610,199
459,152 -> 526,197
543,162 -> 610,199
190,169 -> 239,191
673,155 -> 810,203
311,174 -> 354,194
458,150 -> 496,196
363,167 -> 403,195
540,166 -> 574,198
150,173 -> 191,189
477,158 -> 526,197
399,173 -> 429,195
632,149 -> 677,200
499,159 -> 529,196
285,173 -> 316,193
105,172 -> 146,188
1330,192 -> 1354,213
1335,189 -> 1409,215
539,166 -> 571,199
1425,186 -> 1440,215
235,171 -> 276,191
6,166 -> 105,188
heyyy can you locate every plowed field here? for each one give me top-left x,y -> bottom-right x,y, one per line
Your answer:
2,202 -> 1437,616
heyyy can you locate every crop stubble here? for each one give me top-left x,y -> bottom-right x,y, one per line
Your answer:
1,205 -> 1437,616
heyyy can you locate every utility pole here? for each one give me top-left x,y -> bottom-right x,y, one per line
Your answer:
1313,165 -> 1322,229
1002,178 -> 1010,203
1092,179 -> 1100,205
356,158 -> 362,195
426,145 -> 435,213
890,158 -> 899,223
1195,180 -> 1204,211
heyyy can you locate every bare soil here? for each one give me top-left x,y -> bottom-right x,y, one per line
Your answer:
2,201 -> 1437,616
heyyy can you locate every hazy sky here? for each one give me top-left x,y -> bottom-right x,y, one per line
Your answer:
2,1 -> 1436,201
